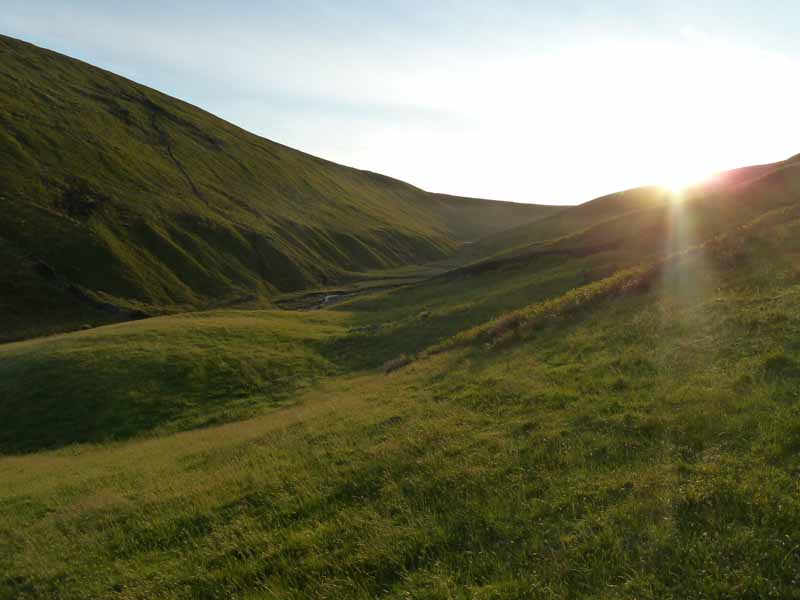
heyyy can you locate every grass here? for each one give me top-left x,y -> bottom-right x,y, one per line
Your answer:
324,252 -> 597,369
3,231 -> 800,597
461,186 -> 672,261
0,310 -> 348,453
463,155 -> 800,270
4,28 -> 800,600
2,190 -> 800,598
0,251 -> 594,453
0,34 -> 556,341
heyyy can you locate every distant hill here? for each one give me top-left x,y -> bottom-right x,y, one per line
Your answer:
0,35 -> 555,341
461,186 -> 670,260
463,155 -> 800,263
539,156 -> 800,266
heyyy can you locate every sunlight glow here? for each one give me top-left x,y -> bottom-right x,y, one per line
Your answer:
303,36 -> 800,203
660,170 -> 716,197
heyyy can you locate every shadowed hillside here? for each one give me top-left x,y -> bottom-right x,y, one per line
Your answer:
0,35 -> 555,341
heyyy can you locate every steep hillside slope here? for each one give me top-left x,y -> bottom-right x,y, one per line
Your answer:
0,35 -> 554,341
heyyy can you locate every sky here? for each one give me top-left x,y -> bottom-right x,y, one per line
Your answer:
4,1 -> 800,205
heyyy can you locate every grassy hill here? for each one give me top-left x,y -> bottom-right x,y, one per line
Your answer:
538,157 -> 800,266
0,35 -> 555,342
463,156 -> 799,263
0,310 -> 350,453
461,185 -> 671,260
4,31 -> 800,600
2,170 -> 800,598
3,147 -> 799,455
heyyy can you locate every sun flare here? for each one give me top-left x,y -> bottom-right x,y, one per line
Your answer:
661,170 -> 716,196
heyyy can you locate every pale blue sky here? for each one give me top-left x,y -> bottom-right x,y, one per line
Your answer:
4,1 -> 800,204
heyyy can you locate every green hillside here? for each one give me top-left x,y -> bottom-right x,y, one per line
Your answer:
4,30 -> 800,600
537,157 -> 800,269
0,310 -> 349,453
461,185 -> 671,260
0,35 -> 554,342
2,165 -> 800,598
463,157 -> 797,263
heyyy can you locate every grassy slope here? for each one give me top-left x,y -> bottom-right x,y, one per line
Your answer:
427,192 -> 563,241
0,253 -> 597,453
5,157 -> 798,454
464,156 -> 796,264
327,155 -> 800,365
541,159 -> 800,269
2,199 -> 800,598
0,35 -> 555,341
462,186 -> 671,260
0,311 -> 349,453
3,32 -> 800,600
457,157 -> 800,296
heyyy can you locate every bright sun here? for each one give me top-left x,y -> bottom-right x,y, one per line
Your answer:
661,170 -> 716,196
